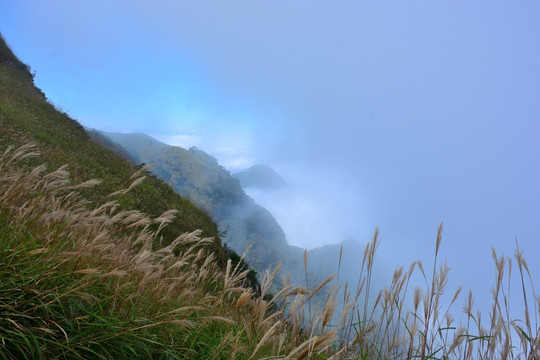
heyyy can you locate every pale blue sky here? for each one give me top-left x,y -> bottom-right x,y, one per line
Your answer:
1,0 -> 539,320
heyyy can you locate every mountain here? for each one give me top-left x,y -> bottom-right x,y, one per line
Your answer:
94,131 -> 370,299
234,164 -> 286,190
0,30 -> 364,334
93,131 -> 302,276
0,26 -> 340,305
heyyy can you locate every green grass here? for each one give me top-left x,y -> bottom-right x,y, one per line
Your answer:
0,146 -> 242,359
0,147 -> 182,359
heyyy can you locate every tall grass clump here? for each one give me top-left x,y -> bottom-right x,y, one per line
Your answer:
0,144 -> 340,359
295,225 -> 539,359
0,143 -> 216,358
263,225 -> 539,359
1,143 -> 538,359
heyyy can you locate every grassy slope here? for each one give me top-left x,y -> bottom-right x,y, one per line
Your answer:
0,144 -> 331,359
0,34 -> 227,265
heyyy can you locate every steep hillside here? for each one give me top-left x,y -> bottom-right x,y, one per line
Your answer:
0,140 -> 339,360
0,34 -> 227,264
94,131 -> 361,297
93,131 -> 299,275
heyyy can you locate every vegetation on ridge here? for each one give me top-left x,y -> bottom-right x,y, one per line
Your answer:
92,130 -> 345,297
92,131 -> 297,278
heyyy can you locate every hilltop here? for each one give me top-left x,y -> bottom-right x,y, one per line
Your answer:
234,164 -> 286,190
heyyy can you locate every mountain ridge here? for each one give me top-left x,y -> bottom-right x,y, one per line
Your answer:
93,130 -> 296,274
94,130 -> 367,296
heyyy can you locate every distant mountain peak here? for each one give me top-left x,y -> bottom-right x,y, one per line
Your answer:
234,164 -> 286,190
